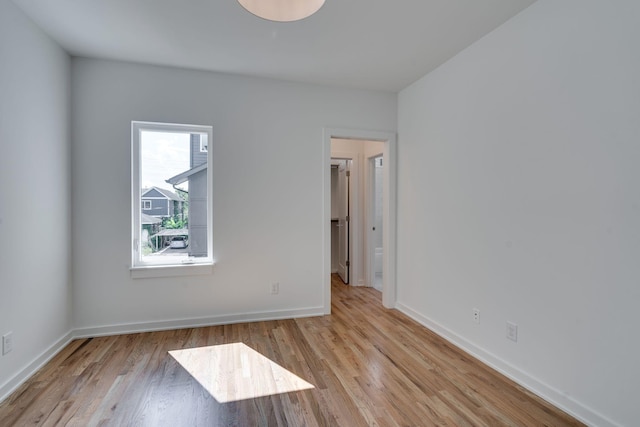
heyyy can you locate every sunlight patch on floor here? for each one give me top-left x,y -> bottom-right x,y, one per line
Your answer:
169,342 -> 315,403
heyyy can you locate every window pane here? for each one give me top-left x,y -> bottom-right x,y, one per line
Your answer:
136,126 -> 210,265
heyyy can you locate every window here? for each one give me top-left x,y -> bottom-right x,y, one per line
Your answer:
131,121 -> 213,272
200,135 -> 208,153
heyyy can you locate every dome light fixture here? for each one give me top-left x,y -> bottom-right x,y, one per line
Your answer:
237,0 -> 325,22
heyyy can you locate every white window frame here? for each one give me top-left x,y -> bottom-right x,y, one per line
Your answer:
131,121 -> 214,277
142,200 -> 152,210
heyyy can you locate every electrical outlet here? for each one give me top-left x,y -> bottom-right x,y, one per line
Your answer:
2,332 -> 13,355
270,282 -> 279,295
472,308 -> 480,324
507,322 -> 518,342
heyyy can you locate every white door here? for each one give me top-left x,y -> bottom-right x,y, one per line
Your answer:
337,160 -> 350,283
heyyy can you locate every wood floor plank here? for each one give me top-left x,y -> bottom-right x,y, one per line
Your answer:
0,275 -> 585,426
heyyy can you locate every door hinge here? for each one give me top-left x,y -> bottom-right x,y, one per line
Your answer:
346,170 -> 351,177
346,260 -> 350,267
346,215 -> 350,222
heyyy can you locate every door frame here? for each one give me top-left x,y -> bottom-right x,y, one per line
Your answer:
367,154 -> 384,291
323,128 -> 397,313
334,158 -> 351,284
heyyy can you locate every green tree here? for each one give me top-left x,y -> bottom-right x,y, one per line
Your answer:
163,216 -> 186,229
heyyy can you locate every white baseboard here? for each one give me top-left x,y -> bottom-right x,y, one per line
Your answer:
395,302 -> 619,427
73,306 -> 325,338
0,331 -> 74,404
0,307 -> 325,405
4,303 -> 616,427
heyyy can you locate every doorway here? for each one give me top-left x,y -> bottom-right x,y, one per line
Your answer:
323,128 -> 397,314
331,139 -> 380,289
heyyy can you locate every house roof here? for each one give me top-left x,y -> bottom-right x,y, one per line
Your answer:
141,213 -> 162,225
141,186 -> 183,202
166,163 -> 208,186
150,228 -> 189,238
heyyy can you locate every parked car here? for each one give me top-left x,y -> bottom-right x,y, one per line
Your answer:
169,236 -> 188,249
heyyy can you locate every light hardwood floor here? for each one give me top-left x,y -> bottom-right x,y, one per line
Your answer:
0,275 -> 584,426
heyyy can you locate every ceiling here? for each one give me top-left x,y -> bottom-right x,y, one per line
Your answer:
13,0 -> 536,92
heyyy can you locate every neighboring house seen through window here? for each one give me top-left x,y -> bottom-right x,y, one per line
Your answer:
131,121 -> 213,269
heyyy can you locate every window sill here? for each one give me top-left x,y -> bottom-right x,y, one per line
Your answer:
130,262 -> 214,279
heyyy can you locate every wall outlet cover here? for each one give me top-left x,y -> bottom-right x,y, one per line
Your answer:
507,322 -> 518,342
271,283 -> 280,295
2,332 -> 13,355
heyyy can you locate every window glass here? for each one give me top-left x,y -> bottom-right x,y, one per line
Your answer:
132,122 -> 212,268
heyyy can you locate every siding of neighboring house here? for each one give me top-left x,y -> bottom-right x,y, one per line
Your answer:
142,187 -> 182,218
187,168 -> 207,257
143,198 -> 170,217
193,134 -> 207,257
191,134 -> 207,168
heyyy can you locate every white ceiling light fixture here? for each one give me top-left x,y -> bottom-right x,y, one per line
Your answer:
237,0 -> 325,22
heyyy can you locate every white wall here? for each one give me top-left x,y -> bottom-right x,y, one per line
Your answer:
397,1 -> 640,426
0,0 -> 72,399
71,58 -> 396,333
